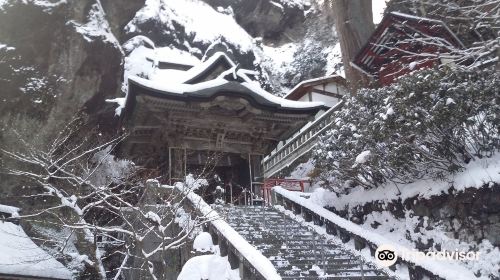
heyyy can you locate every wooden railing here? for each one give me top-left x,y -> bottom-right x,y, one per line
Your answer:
175,184 -> 281,280
262,178 -> 307,205
270,187 -> 478,280
262,101 -> 343,178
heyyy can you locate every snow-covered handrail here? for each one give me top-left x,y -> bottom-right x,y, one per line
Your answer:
272,187 -> 480,280
175,184 -> 281,280
263,101 -> 344,178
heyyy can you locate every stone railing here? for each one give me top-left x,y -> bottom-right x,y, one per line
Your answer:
271,187 -> 479,280
262,101 -> 343,178
176,184 -> 281,280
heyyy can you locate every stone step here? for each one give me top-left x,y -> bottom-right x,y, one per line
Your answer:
218,206 -> 393,280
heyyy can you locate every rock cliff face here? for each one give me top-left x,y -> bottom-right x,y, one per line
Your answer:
0,0 -> 339,196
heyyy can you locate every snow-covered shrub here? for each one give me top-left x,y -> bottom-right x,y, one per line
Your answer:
87,145 -> 135,188
315,68 -> 499,192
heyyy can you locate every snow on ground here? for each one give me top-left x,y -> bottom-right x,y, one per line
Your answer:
0,221 -> 72,279
274,187 -> 485,280
126,0 -> 254,52
19,76 -> 48,94
361,210 -> 500,278
281,153 -> 500,279
274,203 -> 404,280
193,232 -> 215,253
178,254 -> 240,280
180,230 -> 238,279
319,153 -> 500,209
174,183 -> 281,280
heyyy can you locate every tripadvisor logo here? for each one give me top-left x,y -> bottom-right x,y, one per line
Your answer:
375,244 -> 482,268
375,244 -> 398,267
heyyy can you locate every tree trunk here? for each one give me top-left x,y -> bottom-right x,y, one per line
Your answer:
330,0 -> 375,93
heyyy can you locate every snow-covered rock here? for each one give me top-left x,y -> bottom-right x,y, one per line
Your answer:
193,232 -> 215,253
177,254 -> 239,280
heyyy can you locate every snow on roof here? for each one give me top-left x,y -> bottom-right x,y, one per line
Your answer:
389,12 -> 464,48
0,221 -> 72,279
122,51 -> 327,115
129,75 -> 326,110
181,52 -> 236,83
146,46 -> 200,66
241,81 -> 326,109
283,74 -> 346,100
144,51 -> 240,85
0,204 -> 19,216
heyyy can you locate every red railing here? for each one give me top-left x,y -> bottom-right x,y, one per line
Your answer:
262,178 -> 307,205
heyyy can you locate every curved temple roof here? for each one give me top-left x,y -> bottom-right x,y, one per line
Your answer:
128,76 -> 327,112
124,52 -> 329,115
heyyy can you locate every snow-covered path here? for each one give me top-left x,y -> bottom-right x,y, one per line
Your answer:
215,205 -> 393,279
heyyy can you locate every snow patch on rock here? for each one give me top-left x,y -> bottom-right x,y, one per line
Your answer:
69,1 -> 121,51
329,153 -> 500,210
126,0 -> 254,52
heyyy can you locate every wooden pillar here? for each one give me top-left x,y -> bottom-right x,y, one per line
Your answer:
228,250 -> 239,270
219,238 -> 228,257
303,210 -> 313,222
209,227 -> 219,245
169,147 -> 186,185
239,262 -> 254,280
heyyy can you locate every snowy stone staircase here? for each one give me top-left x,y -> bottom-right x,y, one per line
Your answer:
215,205 -> 393,280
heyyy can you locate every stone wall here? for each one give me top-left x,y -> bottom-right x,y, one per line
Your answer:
330,184 -> 500,248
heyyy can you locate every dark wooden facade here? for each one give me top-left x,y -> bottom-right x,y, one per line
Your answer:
352,12 -> 464,86
118,53 -> 327,197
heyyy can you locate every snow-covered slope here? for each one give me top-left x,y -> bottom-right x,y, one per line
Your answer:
123,0 -> 342,94
0,1 -> 341,273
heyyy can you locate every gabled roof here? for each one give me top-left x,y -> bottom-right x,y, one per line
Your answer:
145,46 -> 200,70
283,75 -> 347,101
352,11 -> 464,76
124,52 -> 328,117
183,52 -> 235,84
127,76 -> 328,115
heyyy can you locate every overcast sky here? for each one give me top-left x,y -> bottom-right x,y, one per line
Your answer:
372,0 -> 387,24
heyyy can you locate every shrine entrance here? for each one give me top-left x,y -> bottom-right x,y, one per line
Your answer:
118,52 -> 327,202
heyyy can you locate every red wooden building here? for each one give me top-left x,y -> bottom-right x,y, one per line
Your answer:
352,12 -> 464,86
